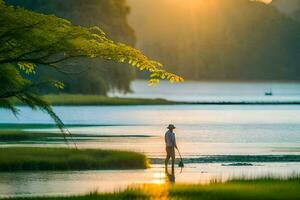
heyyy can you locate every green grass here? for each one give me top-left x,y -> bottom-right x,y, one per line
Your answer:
0,131 -> 150,142
39,94 -> 175,106
169,178 -> 300,200
0,147 -> 148,171
0,124 -> 98,130
0,131 -> 59,141
4,178 -> 300,200
12,94 -> 300,106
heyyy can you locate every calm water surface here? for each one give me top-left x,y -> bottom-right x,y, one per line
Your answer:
1,105 -> 300,157
109,80 -> 300,102
0,163 -> 299,198
1,81 -> 300,197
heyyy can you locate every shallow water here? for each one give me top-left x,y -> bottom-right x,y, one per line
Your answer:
1,81 -> 300,197
0,163 -> 300,198
1,105 -> 300,196
1,105 -> 300,157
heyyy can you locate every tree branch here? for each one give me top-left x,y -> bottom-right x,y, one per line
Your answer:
0,81 -> 50,99
0,20 -> 46,42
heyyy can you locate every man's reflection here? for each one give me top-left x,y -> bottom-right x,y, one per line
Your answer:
165,168 -> 175,183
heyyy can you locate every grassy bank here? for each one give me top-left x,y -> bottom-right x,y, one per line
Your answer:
41,94 -> 175,106
169,178 -> 300,200
13,94 -> 300,106
0,147 -> 148,171
4,178 -> 300,200
0,131 -> 150,142
0,131 -> 61,142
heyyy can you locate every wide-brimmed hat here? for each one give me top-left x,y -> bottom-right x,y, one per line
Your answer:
167,124 -> 176,129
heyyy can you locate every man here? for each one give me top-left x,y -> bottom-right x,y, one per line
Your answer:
165,124 -> 177,173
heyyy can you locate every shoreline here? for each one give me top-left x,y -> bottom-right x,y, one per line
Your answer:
44,102 -> 300,106
151,155 -> 300,164
11,94 -> 300,106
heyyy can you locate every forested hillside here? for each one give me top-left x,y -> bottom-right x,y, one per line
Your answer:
6,0 -> 136,95
272,0 -> 300,21
128,0 -> 300,81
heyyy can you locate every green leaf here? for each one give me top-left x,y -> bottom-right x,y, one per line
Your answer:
17,62 -> 36,74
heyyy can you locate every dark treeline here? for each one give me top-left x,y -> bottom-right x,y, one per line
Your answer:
6,0 -> 136,95
129,0 -> 300,81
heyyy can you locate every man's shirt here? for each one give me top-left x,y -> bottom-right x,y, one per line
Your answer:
165,130 -> 176,147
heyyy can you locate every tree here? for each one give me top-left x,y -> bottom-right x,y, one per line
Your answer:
0,0 -> 183,134
6,0 -> 137,95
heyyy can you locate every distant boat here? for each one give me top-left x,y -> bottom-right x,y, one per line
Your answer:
265,88 -> 273,96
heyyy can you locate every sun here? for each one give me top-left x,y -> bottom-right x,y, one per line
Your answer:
258,0 -> 273,4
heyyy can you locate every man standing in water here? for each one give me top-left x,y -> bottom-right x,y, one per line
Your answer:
165,124 -> 177,174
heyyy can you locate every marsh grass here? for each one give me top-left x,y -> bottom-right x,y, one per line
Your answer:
13,94 -> 298,106
0,131 -> 151,142
41,94 -> 174,106
169,176 -> 300,200
0,147 -> 148,171
0,131 -> 60,141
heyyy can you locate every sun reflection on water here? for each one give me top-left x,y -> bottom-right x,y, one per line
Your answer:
151,172 -> 166,185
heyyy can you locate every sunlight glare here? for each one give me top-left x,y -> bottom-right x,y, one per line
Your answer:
151,172 -> 166,185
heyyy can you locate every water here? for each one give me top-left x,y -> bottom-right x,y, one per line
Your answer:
109,80 -> 300,103
0,163 -> 299,198
1,105 -> 300,157
1,81 -> 300,197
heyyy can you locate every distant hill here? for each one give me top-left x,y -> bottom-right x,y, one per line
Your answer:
271,0 -> 300,21
128,0 -> 300,81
